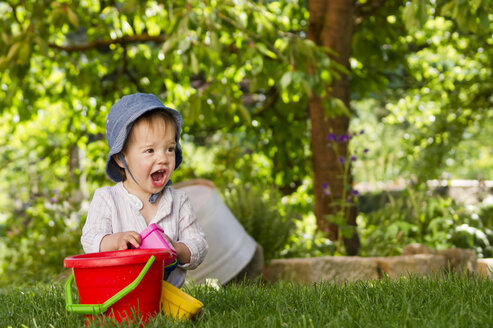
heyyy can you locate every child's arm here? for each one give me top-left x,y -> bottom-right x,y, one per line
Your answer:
173,192 -> 208,269
100,231 -> 141,252
174,243 -> 191,264
162,234 -> 191,264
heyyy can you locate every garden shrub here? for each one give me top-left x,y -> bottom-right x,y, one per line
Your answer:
222,184 -> 298,263
357,187 -> 493,257
280,213 -> 336,258
479,204 -> 493,230
1,193 -> 84,286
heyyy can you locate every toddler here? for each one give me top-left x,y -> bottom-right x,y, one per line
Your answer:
81,93 -> 208,287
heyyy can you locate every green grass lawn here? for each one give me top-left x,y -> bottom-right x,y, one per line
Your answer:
1,274 -> 492,328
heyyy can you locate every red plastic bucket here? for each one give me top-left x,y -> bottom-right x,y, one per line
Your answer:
64,249 -> 174,324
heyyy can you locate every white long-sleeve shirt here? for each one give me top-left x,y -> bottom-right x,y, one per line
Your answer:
81,182 -> 208,287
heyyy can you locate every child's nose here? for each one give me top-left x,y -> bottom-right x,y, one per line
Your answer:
157,151 -> 170,164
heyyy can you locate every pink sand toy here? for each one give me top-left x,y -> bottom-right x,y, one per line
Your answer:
139,223 -> 177,258
139,223 -> 178,279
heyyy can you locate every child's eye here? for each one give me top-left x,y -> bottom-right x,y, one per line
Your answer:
145,149 -> 154,153
167,147 -> 175,153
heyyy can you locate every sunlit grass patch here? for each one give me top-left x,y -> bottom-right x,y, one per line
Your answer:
1,274 -> 492,328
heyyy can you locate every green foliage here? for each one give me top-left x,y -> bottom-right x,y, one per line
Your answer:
222,184 -> 297,263
479,205 -> 493,231
0,0 -> 339,285
357,187 -> 493,257
1,196 -> 84,286
280,213 -> 336,258
0,101 -> 87,286
0,0 -> 340,193
383,14 -> 493,183
1,0 -> 493,283
402,0 -> 491,34
352,1 -> 493,185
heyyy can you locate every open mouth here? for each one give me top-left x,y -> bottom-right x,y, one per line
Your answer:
151,169 -> 167,187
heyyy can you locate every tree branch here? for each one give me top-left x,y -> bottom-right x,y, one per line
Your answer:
48,33 -> 167,52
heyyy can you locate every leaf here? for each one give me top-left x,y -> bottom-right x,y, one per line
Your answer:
121,0 -> 137,15
209,31 -> 220,53
292,71 -> 303,84
35,37 -> 49,56
478,10 -> 489,31
440,1 -> 455,16
134,16 -> 144,34
237,104 -> 252,123
0,57 -> 8,71
162,36 -> 176,54
469,0 -> 482,13
1,32 -> 9,44
256,43 -> 277,59
402,1 -> 419,32
178,37 -> 191,53
249,76 -> 258,92
190,52 -> 199,74
17,41 -> 31,64
6,41 -> 22,61
300,79 -> 311,95
257,12 -> 275,35
66,7 -> 79,28
296,40 -> 315,61
280,71 -> 292,90
189,95 -> 202,124
417,0 -> 427,27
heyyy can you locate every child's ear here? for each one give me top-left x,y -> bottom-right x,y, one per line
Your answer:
113,153 -> 124,168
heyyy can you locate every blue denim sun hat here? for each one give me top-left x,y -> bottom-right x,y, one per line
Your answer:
105,93 -> 183,182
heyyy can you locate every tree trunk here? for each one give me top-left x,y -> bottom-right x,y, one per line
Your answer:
308,0 -> 360,255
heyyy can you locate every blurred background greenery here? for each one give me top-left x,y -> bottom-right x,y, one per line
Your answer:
1,0 -> 492,286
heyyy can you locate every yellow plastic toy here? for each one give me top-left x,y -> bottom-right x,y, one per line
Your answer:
160,281 -> 204,320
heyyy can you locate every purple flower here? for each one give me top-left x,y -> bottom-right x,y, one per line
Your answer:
351,155 -> 357,162
327,133 -> 338,142
359,129 -> 365,135
338,156 -> 346,164
322,182 -> 330,195
346,197 -> 353,203
337,134 -> 350,143
50,197 -> 56,203
363,148 -> 369,153
352,189 -> 359,196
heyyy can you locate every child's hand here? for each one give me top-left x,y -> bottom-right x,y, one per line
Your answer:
163,234 -> 191,265
100,231 -> 141,252
161,233 -> 177,254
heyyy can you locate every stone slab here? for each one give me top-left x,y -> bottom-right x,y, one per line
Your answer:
477,258 -> 493,278
263,250 -> 481,284
374,254 -> 446,279
264,256 -> 379,284
437,248 -> 477,274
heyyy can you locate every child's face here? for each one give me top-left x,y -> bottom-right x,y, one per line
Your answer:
119,117 -> 176,199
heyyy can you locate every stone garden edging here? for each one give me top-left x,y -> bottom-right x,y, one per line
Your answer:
263,245 -> 492,284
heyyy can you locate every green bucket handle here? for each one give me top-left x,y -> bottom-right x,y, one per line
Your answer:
65,255 -> 156,315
